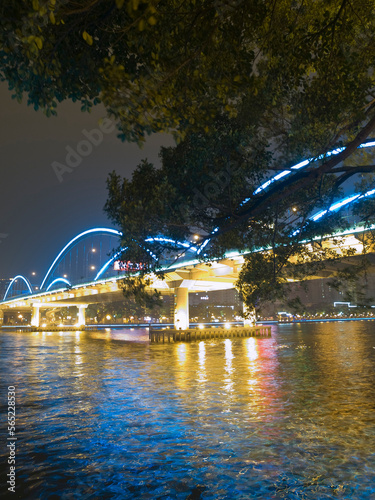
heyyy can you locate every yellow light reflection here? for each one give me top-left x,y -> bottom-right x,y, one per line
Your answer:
246,337 -> 260,400
246,337 -> 258,362
224,339 -> 234,370
198,341 -> 205,368
175,343 -> 189,390
73,342 -> 84,378
177,343 -> 187,366
197,341 -> 207,384
224,339 -> 234,393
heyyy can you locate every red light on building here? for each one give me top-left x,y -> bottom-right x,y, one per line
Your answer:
113,261 -> 145,272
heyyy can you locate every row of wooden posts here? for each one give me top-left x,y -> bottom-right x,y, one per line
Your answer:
149,325 -> 271,343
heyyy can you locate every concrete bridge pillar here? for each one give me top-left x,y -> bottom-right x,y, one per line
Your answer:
77,305 -> 88,327
243,302 -> 256,327
174,287 -> 189,330
31,306 -> 40,327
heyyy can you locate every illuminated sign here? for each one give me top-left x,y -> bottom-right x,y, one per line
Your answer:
113,261 -> 145,272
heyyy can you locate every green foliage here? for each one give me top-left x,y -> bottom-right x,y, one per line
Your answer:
2,0 -> 375,147
327,264 -> 372,306
4,0 -> 375,308
119,276 -> 162,309
105,115 -> 375,309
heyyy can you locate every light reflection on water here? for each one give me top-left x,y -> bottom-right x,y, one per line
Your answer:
197,341 -> 206,385
1,322 -> 375,499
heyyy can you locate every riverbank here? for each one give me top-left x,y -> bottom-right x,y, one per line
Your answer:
272,316 -> 375,324
1,316 -> 375,332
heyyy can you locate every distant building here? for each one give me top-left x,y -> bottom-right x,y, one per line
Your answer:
189,289 -> 243,322
259,273 -> 375,317
287,275 -> 375,310
0,278 -> 11,301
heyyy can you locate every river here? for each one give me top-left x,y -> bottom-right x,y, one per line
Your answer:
1,322 -> 375,499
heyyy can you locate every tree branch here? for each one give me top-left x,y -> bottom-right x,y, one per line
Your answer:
209,111 -> 375,241
331,164 -> 375,173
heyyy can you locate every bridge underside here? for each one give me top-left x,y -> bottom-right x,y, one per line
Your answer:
2,233 -> 375,329
299,253 -> 375,278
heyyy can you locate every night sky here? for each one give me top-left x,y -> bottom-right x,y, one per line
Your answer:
0,81 -> 173,281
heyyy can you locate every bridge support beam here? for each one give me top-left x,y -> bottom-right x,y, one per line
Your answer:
77,305 -> 88,327
31,306 -> 40,327
174,287 -> 189,330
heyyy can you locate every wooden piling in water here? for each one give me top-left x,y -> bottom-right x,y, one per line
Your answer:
149,325 -> 271,343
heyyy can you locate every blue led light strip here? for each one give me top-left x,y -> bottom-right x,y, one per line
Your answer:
3,275 -> 33,300
40,228 -> 122,290
45,278 -> 72,292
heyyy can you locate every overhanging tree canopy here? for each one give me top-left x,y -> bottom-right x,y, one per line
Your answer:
3,0 -> 375,309
104,118 -> 375,310
2,0 -> 375,146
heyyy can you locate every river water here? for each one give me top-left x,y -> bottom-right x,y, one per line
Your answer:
1,322 -> 375,499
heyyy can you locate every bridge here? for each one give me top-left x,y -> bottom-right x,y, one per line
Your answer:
2,141 -> 375,329
0,223 -> 371,329
0,225 -> 250,329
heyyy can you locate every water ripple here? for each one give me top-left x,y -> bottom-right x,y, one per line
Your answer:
1,323 -> 375,498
